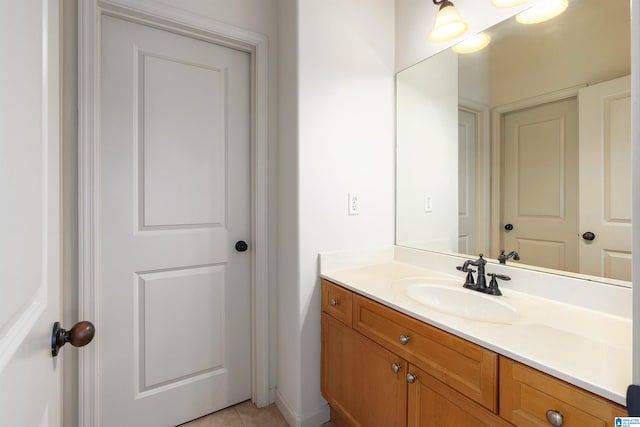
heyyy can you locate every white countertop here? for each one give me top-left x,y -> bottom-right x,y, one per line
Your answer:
320,247 -> 632,406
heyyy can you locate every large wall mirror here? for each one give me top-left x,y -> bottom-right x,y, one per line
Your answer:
396,0 -> 632,287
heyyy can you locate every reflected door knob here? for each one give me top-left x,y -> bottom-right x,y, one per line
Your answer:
582,232 -> 596,241
235,240 -> 248,252
504,223 -> 514,231
51,321 -> 95,357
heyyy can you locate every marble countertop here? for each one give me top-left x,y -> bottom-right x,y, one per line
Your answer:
320,248 -> 632,406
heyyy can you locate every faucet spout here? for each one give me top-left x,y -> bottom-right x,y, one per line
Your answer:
498,250 -> 520,264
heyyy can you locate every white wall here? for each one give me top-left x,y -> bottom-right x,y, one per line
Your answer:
275,1 -> 396,425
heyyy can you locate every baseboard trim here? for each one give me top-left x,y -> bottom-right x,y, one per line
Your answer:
275,391 -> 330,427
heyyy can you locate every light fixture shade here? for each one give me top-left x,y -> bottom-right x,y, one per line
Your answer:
516,0 -> 568,24
452,32 -> 491,54
491,0 -> 530,7
429,4 -> 468,42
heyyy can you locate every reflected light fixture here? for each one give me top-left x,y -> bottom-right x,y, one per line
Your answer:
516,0 -> 568,24
452,32 -> 491,54
491,0 -> 530,7
429,0 -> 468,42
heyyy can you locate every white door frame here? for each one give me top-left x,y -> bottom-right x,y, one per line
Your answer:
459,98 -> 490,255
78,1 -> 270,424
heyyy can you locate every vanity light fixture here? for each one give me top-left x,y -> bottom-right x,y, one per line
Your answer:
491,0 -> 530,7
452,32 -> 491,54
429,0 -> 468,42
516,0 -> 568,24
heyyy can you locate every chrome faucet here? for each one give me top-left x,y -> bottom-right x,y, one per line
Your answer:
498,249 -> 520,264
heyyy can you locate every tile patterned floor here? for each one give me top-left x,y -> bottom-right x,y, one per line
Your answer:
179,400 -> 335,427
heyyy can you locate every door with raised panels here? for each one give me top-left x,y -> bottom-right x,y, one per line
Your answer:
501,98 -> 579,272
0,1 -> 62,425
578,76 -> 632,281
99,15 -> 251,426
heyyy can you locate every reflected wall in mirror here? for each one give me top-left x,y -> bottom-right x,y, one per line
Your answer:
396,0 -> 632,286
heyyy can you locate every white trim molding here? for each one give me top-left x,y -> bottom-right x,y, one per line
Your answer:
78,1 -> 271,425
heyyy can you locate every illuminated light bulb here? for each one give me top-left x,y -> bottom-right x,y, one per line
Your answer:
429,2 -> 468,42
452,32 -> 491,54
516,0 -> 569,24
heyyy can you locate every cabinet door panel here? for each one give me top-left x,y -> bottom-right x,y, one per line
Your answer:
407,364 -> 510,427
322,313 -> 407,427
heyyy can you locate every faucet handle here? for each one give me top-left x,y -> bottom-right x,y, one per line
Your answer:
485,273 -> 507,296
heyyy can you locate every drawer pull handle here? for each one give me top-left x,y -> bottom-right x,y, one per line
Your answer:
329,298 -> 339,307
391,363 -> 402,374
399,335 -> 410,345
406,373 -> 417,384
546,410 -> 564,427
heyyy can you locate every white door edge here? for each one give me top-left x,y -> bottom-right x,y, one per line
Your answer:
78,1 -> 271,425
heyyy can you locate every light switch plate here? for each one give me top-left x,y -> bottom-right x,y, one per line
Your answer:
348,193 -> 360,216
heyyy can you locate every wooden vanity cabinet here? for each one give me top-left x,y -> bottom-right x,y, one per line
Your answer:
321,279 -> 500,426
321,279 -> 627,426
500,357 -> 627,427
322,297 -> 407,427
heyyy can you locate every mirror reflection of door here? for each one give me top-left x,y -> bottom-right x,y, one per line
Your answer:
458,109 -> 477,254
578,76 -> 632,281
501,97 -> 579,272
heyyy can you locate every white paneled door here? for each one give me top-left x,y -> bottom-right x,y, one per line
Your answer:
578,76 -> 632,281
0,1 -> 62,426
100,16 -> 251,426
501,98 -> 579,272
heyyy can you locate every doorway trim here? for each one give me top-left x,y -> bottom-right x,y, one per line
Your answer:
78,1 -> 271,425
489,85 -> 585,258
459,98 -> 490,255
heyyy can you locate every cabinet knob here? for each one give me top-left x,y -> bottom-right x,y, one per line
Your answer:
399,335 -> 410,345
391,363 -> 402,374
546,410 -> 564,427
329,298 -> 339,307
406,373 -> 417,384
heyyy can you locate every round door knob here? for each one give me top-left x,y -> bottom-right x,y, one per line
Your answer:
504,223 -> 514,231
329,298 -> 339,307
235,240 -> 248,252
406,373 -> 417,384
546,410 -> 564,427
582,232 -> 596,241
391,363 -> 402,373
51,321 -> 95,357
399,335 -> 410,345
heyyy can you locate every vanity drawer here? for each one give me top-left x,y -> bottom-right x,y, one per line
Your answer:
322,279 -> 353,327
352,293 -> 498,412
500,357 -> 627,427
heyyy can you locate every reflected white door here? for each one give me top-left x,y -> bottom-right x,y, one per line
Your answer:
502,98 -> 579,272
0,1 -> 62,426
100,16 -> 251,426
458,109 -> 477,254
578,76 -> 632,281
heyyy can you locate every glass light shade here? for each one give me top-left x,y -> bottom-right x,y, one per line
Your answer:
429,4 -> 468,42
452,32 -> 491,54
516,0 -> 568,24
491,0 -> 530,7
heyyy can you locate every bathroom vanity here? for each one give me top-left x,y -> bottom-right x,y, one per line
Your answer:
320,247 -> 630,426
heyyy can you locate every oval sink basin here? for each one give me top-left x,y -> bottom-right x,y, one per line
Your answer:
405,284 -> 520,324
